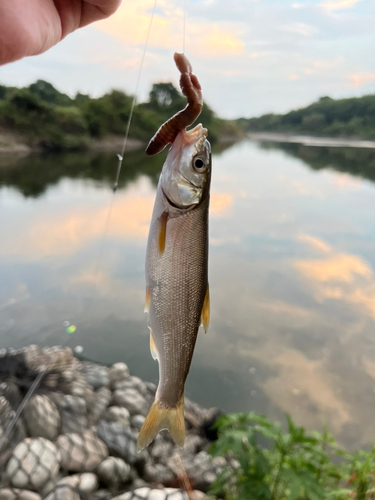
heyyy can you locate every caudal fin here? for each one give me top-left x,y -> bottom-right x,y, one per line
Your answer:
137,395 -> 185,452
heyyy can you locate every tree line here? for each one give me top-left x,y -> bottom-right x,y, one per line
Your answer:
0,80 -> 240,151
238,94 -> 375,139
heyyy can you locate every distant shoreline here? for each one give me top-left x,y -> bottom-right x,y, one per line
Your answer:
247,132 -> 375,149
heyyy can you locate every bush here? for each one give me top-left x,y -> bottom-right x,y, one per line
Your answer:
209,412 -> 375,500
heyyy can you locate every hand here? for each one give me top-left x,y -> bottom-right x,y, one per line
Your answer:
0,0 -> 121,65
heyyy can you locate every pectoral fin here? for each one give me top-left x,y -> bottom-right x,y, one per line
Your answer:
144,286 -> 151,313
158,211 -> 169,255
201,284 -> 210,333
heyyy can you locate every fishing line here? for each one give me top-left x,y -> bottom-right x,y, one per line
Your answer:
113,0 -> 159,192
0,369 -> 46,453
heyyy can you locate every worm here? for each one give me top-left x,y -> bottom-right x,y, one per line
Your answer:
145,52 -> 203,156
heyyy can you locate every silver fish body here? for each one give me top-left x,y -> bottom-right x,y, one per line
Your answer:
138,124 -> 211,451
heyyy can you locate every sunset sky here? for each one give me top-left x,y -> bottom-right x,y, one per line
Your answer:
0,0 -> 374,118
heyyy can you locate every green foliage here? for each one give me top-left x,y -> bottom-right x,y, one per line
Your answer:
209,412 -> 375,500
0,79 -> 240,151
240,94 -> 375,139
28,80 -> 72,106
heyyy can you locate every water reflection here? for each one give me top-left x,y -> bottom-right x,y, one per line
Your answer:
1,139 -> 375,450
259,141 -> 375,183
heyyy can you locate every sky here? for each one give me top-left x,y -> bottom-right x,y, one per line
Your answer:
0,0 -> 375,118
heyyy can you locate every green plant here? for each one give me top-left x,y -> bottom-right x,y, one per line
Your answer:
209,412 -> 375,500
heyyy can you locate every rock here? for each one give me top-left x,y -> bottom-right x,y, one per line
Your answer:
0,381 -> 22,410
143,463 -> 175,485
90,490 -> 111,500
24,345 -> 78,373
0,399 -> 27,454
81,362 -> 109,390
56,430 -> 108,472
6,437 -> 61,490
96,421 -> 137,465
0,489 -> 41,500
167,450 -> 222,492
112,388 -> 148,416
113,376 -> 148,397
111,488 -> 206,500
183,434 -> 206,455
103,406 -> 130,426
131,414 -> 145,430
59,395 -> 88,434
57,473 -> 98,494
70,378 -> 96,412
149,434 -> 175,465
97,457 -> 131,488
108,363 -> 129,389
91,387 -> 111,423
24,395 -> 60,440
44,485 -> 80,500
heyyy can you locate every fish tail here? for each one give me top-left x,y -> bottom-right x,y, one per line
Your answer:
137,394 -> 185,452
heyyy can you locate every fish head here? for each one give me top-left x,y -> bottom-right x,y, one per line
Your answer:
161,124 -> 211,208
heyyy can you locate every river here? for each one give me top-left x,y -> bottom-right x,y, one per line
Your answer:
1,139 -> 375,450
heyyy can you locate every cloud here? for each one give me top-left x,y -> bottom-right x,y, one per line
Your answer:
295,253 -> 372,283
261,348 -> 350,432
295,234 -> 375,320
95,0 -> 243,58
210,193 -> 233,217
348,72 -> 375,88
298,233 -> 332,253
321,0 -> 363,11
281,22 -> 319,37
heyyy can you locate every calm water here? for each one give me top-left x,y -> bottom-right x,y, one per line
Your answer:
1,140 -> 375,450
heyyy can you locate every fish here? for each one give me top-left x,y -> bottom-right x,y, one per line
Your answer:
137,53 -> 211,452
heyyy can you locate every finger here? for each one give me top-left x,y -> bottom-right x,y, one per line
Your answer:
79,0 -> 122,28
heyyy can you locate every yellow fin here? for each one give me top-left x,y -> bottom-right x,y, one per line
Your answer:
149,332 -> 159,361
144,286 -> 151,313
158,211 -> 168,255
201,284 -> 210,333
137,394 -> 185,452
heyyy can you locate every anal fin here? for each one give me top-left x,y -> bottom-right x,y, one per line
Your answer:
201,284 -> 210,333
149,331 -> 159,361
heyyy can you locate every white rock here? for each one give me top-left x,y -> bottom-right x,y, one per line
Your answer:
59,395 -> 88,434
57,473 -> 98,493
148,490 -> 169,500
97,457 -> 131,488
131,414 -> 145,430
24,395 -> 60,440
81,362 -> 109,390
112,388 -> 148,416
6,438 -> 61,490
104,406 -> 130,426
56,430 -> 108,472
91,387 -> 111,423
45,485 -> 80,500
113,376 -> 148,397
0,489 -> 41,500
109,363 -> 130,389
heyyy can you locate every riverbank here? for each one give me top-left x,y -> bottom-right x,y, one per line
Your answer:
247,132 -> 375,149
0,131 -> 145,155
0,345 -> 223,500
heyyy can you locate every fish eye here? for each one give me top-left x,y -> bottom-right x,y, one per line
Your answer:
193,157 -> 206,173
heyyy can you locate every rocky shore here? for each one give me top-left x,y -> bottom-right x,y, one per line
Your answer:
0,346 -> 226,500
